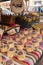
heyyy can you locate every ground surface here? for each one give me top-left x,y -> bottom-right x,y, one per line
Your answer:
36,56 -> 43,65
37,15 -> 43,65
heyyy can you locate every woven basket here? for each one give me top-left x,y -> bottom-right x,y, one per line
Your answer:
10,0 -> 24,14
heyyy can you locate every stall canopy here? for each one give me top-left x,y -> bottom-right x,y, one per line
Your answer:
34,3 -> 41,7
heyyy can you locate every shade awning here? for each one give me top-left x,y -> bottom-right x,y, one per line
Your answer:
34,3 -> 41,7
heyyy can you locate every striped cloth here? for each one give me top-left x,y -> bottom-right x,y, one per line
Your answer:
13,48 -> 43,65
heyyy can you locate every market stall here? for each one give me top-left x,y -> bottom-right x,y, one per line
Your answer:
0,0 -> 43,65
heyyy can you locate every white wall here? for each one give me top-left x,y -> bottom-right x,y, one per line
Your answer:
29,0 -> 34,6
42,0 -> 43,5
28,0 -> 34,12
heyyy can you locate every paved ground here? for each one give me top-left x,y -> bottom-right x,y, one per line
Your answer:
36,56 -> 43,65
37,15 -> 43,65
36,15 -> 43,65
40,16 -> 43,22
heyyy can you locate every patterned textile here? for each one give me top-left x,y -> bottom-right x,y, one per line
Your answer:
0,26 -> 43,65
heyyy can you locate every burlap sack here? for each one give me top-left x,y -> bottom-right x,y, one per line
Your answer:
10,0 -> 24,14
